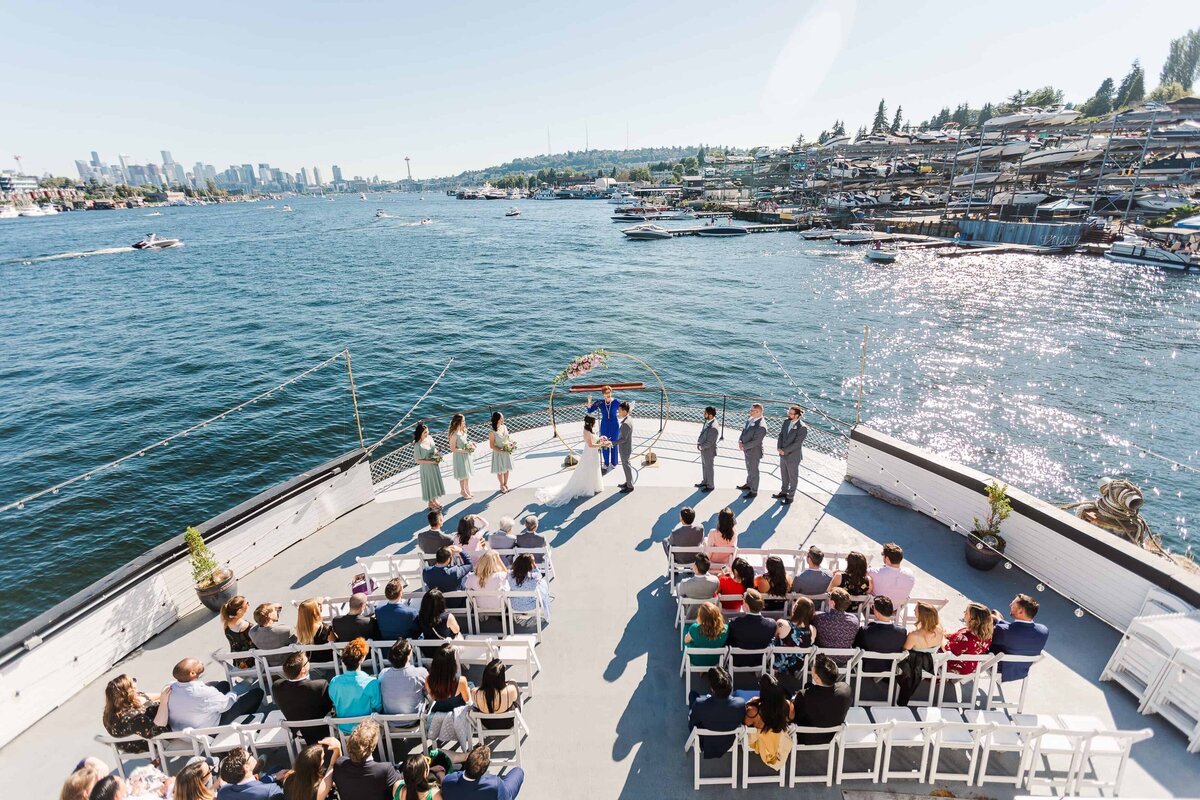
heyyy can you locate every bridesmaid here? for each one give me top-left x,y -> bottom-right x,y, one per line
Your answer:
448,413 -> 474,500
413,422 -> 445,511
489,411 -> 513,493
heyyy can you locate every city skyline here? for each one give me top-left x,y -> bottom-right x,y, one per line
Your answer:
4,0 -> 1197,179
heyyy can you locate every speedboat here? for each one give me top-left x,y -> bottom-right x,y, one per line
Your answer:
359,193 -> 367,200
609,191 -> 637,204
39,204 -> 59,215
505,207 -> 521,217
18,206 -> 44,217
865,242 -> 898,263
375,209 -> 391,218
132,233 -> 182,250
0,206 -> 18,219
1104,239 -> 1196,271
832,224 -> 877,244
666,209 -> 696,220
800,226 -> 834,240
1136,192 -> 1193,213
419,218 -> 432,225
696,225 -> 748,237
622,224 -> 672,240
991,191 -> 1051,207
1021,143 -> 1104,169
146,211 -> 162,217
282,205 -> 294,212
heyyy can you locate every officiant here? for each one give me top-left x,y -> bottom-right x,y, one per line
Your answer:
586,385 -> 623,471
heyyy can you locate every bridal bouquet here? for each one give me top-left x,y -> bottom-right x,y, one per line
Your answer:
552,349 -> 609,385
597,437 -> 613,449
502,440 -> 518,454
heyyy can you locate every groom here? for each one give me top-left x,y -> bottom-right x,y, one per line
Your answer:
587,385 -> 623,472
616,402 -> 635,493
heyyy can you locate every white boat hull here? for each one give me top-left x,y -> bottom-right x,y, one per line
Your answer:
1104,243 -> 1196,271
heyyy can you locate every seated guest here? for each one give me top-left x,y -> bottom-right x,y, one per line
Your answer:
59,767 -> 100,800
221,595 -> 255,669
514,515 -> 548,563
990,593 -> 1049,681
717,557 -> 756,612
295,597 -> 335,663
248,602 -> 297,665
102,674 -> 167,752
396,754 -> 443,800
662,506 -> 705,561
489,516 -> 518,557
425,644 -> 473,750
742,674 -> 793,772
464,550 -> 509,615
328,639 -> 381,732
678,553 -> 720,619
813,588 -> 860,654
90,776 -> 126,800
166,657 -> 264,730
272,652 -> 332,745
792,546 -> 833,597
896,601 -> 945,706
284,739 -> 342,800
441,744 -> 524,800
332,720 -> 401,800
423,547 -> 472,609
456,514 -> 490,558
771,596 -> 817,675
217,746 -> 283,800
508,553 -> 551,624
417,588 -> 463,639
944,602 -> 995,674
472,659 -> 521,729
379,639 -> 429,715
854,596 -> 909,673
827,551 -> 873,613
726,589 -> 776,666
753,556 -> 791,612
684,602 -> 728,667
375,578 -> 419,641
418,510 -> 456,556
869,542 -> 916,608
705,507 -> 738,564
792,653 -> 852,743
688,667 -> 746,758
332,593 -> 381,642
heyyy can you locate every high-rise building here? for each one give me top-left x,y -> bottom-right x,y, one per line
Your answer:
299,167 -> 311,187
258,163 -> 271,183
118,154 -> 131,184
312,167 -> 323,187
90,151 -> 101,167
160,150 -> 173,166
75,160 -> 93,181
331,164 -> 344,183
242,164 -> 257,187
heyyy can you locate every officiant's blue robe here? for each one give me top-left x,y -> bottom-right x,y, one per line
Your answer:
586,396 -> 622,467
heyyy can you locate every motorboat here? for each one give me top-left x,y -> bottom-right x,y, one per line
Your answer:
987,107 -> 1038,128
622,224 -> 673,240
0,206 -> 18,219
609,191 -> 637,204
1020,143 -> 1104,169
39,204 -> 59,215
832,224 -> 877,244
359,193 -> 367,200
865,242 -> 898,263
1104,239 -> 1196,271
952,170 -> 1015,187
131,233 -> 182,250
418,218 -> 432,225
696,225 -> 748,237
1136,192 -> 1193,213
800,226 -> 834,240
18,206 -> 44,217
505,207 -> 521,217
991,191 -> 1051,207
282,205 -> 294,212
665,208 -> 696,220
146,211 -> 162,217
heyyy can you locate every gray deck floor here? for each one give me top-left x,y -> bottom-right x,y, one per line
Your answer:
4,420 -> 1196,798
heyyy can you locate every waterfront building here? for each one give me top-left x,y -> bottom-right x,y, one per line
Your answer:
160,150 -> 173,165
332,164 -> 343,183
74,160 -> 93,181
312,166 -> 323,187
0,171 -> 38,193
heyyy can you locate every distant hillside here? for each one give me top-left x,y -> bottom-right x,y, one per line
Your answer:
439,146 -> 708,185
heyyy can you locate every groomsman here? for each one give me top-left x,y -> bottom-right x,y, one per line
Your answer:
695,406 -> 718,492
773,406 -> 808,505
736,403 -> 767,500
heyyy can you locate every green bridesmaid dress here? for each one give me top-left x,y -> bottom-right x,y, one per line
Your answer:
452,432 -> 473,480
416,438 -> 445,502
491,426 -> 513,474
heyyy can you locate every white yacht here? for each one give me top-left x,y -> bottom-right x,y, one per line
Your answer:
1136,192 -> 1193,213
532,188 -> 558,200
39,204 -> 59,215
1104,238 -> 1197,271
0,205 -> 19,219
799,225 -> 834,240
1021,143 -> 1105,169
695,224 -> 749,237
987,107 -> 1039,128
608,191 -> 637,204
621,224 -> 672,240
18,205 -> 44,217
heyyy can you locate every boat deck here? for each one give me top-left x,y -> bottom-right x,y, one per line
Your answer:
4,418 -> 1196,798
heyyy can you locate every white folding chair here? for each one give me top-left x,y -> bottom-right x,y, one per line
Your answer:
918,707 -> 982,784
853,651 -> 906,707
492,635 -> 541,697
811,648 -> 861,685
93,733 -> 154,779
934,652 -> 998,709
326,715 -> 379,754
277,718 -> 334,758
984,653 -> 1042,712
232,712 -> 293,761
897,597 -> 948,627
376,709 -> 428,761
211,648 -> 261,688
676,598 -> 714,639
681,648 -> 728,704
968,709 -> 1041,787
1019,713 -> 1091,795
768,646 -> 812,683
470,708 -> 529,771
835,707 -> 884,782
469,589 -> 510,636
666,545 -> 706,589
741,725 -> 791,787
504,588 -> 548,642
875,708 -> 937,783
788,726 -> 842,786
726,647 -> 772,683
1057,714 -> 1153,796
1141,649 -> 1200,752
151,730 -> 205,775
684,727 -> 740,789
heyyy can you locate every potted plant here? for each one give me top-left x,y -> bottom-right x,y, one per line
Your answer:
965,481 -> 1012,571
186,525 -> 237,612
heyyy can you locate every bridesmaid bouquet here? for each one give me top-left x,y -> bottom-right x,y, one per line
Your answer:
464,441 -> 476,453
430,450 -> 443,463
502,440 -> 518,454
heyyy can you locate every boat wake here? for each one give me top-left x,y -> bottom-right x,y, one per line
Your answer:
20,246 -> 139,263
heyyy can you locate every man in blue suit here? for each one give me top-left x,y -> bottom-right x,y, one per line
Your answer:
586,385 -> 622,471
726,589 -> 777,667
375,577 -> 418,639
423,547 -> 472,609
990,593 -> 1050,681
216,747 -> 283,800
688,667 -> 746,758
441,744 -> 524,799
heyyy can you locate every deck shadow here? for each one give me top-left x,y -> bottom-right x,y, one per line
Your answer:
288,507 -> 430,589
633,492 -> 705,553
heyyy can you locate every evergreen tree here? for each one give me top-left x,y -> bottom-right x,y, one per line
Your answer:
855,125 -> 868,141
890,106 -> 903,133
978,102 -> 995,125
1026,86 -> 1064,106
1082,77 -> 1115,117
1115,61 -> 1146,109
871,99 -> 889,132
1005,89 -> 1029,110
951,103 -> 973,126
697,146 -> 706,167
832,119 -> 846,137
1148,81 -> 1187,102
1159,29 -> 1200,90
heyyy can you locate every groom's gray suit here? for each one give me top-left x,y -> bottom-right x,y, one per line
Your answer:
739,417 -> 767,493
618,415 -> 634,489
697,419 -> 718,489
777,417 -> 808,500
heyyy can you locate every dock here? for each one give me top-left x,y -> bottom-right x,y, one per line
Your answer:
664,223 -> 802,237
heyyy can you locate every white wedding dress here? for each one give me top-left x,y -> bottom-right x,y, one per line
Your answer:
536,427 -> 605,506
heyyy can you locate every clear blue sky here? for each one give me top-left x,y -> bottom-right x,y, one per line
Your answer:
6,0 -> 1196,179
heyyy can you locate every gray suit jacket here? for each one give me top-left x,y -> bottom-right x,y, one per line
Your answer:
697,421 -> 718,452
739,419 -> 767,456
618,417 -> 633,460
777,418 -> 808,457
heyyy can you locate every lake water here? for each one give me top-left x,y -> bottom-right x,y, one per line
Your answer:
0,193 -> 1196,635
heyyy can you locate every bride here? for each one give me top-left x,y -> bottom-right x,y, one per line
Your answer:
536,415 -> 608,506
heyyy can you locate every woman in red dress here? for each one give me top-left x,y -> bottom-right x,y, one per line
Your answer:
943,602 -> 994,674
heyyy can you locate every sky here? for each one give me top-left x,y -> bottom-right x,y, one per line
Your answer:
5,0 -> 1197,180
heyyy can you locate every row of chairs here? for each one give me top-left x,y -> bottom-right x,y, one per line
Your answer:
681,644 -> 1041,712
667,546 -> 869,592
213,635 -> 542,703
98,705 -> 529,780
673,593 -> 948,640
358,546 -> 557,587
685,706 -> 1152,794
